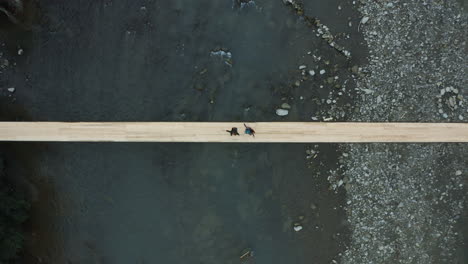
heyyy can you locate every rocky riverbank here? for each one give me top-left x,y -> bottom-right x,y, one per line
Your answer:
327,0 -> 467,263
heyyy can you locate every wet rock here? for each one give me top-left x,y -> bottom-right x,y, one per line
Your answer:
299,65 -> 307,70
276,109 -> 289,116
7,87 -> 15,93
293,224 -> 303,232
308,70 -> 315,76
455,170 -> 462,176
319,69 -> 326,75
210,49 -> 233,66
281,103 -> 291,109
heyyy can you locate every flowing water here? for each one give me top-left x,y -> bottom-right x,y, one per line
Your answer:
0,0 -> 365,263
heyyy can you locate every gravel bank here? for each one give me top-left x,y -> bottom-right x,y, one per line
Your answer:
330,0 -> 467,263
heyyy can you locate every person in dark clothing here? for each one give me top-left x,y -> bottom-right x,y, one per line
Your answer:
226,127 -> 240,136
244,124 -> 255,137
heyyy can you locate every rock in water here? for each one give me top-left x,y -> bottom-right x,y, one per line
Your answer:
281,103 -> 291,109
276,109 -> 289,116
7,87 -> 15,93
293,225 -> 303,232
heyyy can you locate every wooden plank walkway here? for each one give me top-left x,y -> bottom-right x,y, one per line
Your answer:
0,122 -> 466,143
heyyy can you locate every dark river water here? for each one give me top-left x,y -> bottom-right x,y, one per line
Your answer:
0,0 -> 366,263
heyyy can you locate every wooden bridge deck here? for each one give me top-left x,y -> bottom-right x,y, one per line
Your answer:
0,122 -> 466,143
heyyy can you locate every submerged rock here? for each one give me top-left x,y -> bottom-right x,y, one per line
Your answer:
281,103 -> 291,109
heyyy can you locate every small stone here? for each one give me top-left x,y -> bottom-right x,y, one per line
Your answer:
361,88 -> 374,94
276,109 -> 289,116
308,70 -> 315,76
299,96 -> 304,100
299,65 -> 307,70
455,170 -> 462,176
326,99 -> 332,104
452,89 -> 459,94
337,180 -> 344,187
459,115 -> 464,120
7,87 -> 15,93
294,80 -> 301,87
298,215 -> 305,220
338,5 -> 341,10
281,103 -> 291,109
376,96 -> 382,104
17,49 -> 24,56
448,97 -> 456,107
344,183 -> 352,191
293,224 -> 303,232
319,69 -> 326,75
440,89 -> 446,96
442,113 -> 448,118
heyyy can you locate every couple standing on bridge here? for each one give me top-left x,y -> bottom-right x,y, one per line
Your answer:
226,124 -> 255,137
